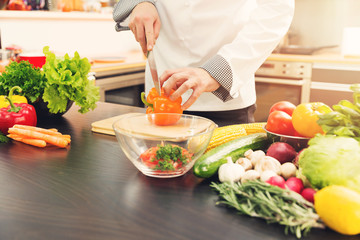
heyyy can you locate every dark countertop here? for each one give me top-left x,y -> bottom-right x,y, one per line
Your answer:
0,102 -> 354,240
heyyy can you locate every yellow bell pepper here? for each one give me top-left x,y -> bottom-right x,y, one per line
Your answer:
0,90 -> 28,109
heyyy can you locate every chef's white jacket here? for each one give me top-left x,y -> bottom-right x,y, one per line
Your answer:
114,0 -> 294,111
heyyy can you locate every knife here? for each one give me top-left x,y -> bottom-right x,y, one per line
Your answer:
147,50 -> 161,96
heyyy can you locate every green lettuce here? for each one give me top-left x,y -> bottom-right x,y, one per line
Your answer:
298,134 -> 360,192
42,46 -> 100,114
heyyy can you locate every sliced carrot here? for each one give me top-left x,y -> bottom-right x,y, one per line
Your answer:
13,124 -> 62,136
8,128 -> 68,148
7,134 -> 47,148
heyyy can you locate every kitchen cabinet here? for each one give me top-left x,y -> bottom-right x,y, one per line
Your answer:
310,63 -> 360,107
90,52 -> 146,105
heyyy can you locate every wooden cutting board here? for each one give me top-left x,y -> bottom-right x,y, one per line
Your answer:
91,113 -> 214,138
91,115 -> 124,136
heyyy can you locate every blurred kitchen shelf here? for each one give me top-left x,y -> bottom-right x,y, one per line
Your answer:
0,10 -> 113,21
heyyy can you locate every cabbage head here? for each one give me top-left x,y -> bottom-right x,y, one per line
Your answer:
298,134 -> 360,192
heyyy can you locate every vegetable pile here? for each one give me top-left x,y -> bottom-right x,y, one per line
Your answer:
193,88 -> 360,237
0,46 -> 100,115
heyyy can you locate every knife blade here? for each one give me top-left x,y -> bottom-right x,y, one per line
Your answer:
147,50 -> 161,96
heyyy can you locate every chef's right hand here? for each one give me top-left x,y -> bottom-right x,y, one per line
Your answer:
129,2 -> 161,54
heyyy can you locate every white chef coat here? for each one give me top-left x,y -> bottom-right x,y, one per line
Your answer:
126,0 -> 295,111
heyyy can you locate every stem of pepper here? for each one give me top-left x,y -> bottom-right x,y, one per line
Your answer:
5,86 -> 22,113
141,92 -> 154,112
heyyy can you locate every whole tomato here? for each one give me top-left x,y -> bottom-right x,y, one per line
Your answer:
269,101 -> 296,116
266,110 -> 296,136
292,102 -> 332,138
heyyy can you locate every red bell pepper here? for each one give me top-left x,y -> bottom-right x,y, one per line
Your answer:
141,88 -> 183,126
0,86 -> 37,135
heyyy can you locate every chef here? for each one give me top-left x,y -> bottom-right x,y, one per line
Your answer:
113,0 -> 294,126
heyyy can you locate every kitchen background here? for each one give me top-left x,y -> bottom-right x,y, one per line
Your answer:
1,0 -> 360,122
1,0 -> 360,58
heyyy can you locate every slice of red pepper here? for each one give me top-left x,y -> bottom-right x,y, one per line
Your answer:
141,88 -> 183,126
0,86 -> 37,135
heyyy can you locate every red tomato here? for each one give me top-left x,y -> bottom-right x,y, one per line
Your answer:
266,110 -> 296,136
269,101 -> 296,116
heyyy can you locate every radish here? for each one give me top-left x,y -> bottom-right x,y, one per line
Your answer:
266,142 -> 297,164
301,188 -> 316,203
266,175 -> 286,189
285,177 -> 304,194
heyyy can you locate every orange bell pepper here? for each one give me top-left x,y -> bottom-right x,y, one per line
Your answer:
141,88 -> 183,126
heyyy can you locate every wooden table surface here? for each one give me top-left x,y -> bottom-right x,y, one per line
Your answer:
0,102 -> 355,240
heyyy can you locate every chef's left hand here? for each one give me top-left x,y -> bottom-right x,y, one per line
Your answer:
160,67 -> 221,110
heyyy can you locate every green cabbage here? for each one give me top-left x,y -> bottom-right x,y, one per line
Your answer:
298,134 -> 360,192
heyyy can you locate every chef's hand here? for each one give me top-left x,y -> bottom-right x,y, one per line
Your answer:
160,68 -> 221,110
129,2 -> 161,54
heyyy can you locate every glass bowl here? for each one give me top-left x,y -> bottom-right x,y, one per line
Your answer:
263,125 -> 310,151
113,113 -> 217,178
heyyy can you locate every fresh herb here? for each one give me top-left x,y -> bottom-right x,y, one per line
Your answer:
154,144 -> 189,171
156,144 -> 187,163
154,159 -> 175,171
0,61 -> 47,103
317,84 -> 360,140
211,180 -> 325,239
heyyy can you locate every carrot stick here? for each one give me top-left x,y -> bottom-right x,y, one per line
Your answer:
7,134 -> 47,148
13,124 -> 62,136
8,128 -> 68,148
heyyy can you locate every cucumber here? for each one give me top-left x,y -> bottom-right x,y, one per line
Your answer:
193,133 -> 269,178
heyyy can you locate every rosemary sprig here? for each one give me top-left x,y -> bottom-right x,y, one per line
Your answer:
210,180 -> 325,239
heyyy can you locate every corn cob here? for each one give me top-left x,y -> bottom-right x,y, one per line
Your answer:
242,122 -> 267,135
205,122 -> 267,152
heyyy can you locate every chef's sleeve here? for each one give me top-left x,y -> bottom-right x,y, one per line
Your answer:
200,0 -> 295,102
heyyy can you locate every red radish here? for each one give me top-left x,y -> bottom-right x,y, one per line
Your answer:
266,142 -> 297,164
266,175 -> 286,189
285,177 -> 304,194
301,188 -> 316,203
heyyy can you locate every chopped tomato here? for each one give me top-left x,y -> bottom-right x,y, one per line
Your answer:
140,144 -> 192,171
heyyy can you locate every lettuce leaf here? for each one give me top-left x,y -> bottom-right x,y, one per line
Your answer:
298,134 -> 360,192
42,46 -> 100,114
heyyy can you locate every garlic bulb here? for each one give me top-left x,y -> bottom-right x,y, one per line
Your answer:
218,157 -> 245,183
